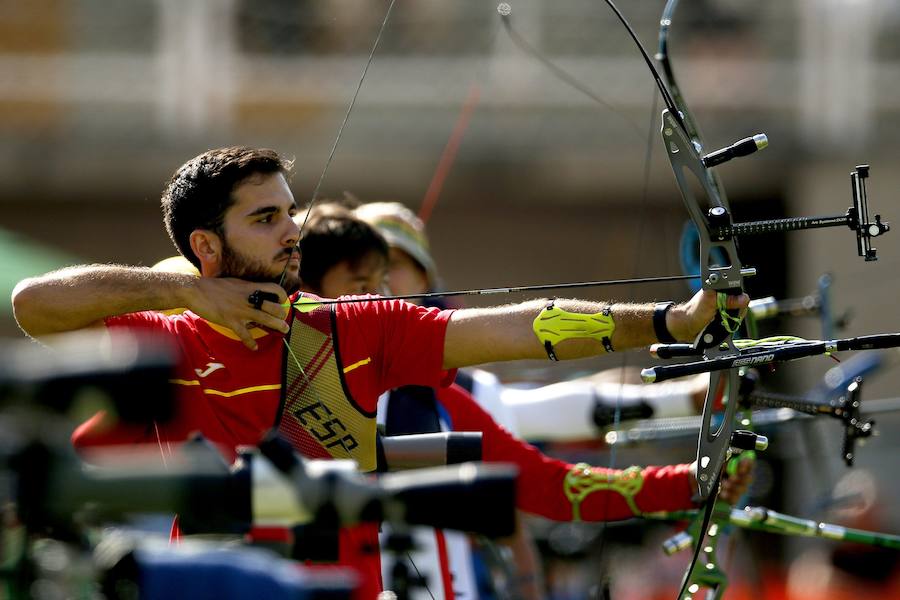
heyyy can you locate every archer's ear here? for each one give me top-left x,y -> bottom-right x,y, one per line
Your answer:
189,229 -> 223,273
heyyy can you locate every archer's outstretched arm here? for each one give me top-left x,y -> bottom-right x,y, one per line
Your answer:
442,290 -> 747,369
12,265 -> 289,349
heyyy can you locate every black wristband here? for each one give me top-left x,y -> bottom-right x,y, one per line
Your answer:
542,300 -> 559,361
600,305 -> 614,353
653,302 -> 678,343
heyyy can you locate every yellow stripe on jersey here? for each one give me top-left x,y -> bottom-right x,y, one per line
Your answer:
169,379 -> 281,397
342,357 -> 372,374
205,321 -> 271,341
203,384 -> 282,397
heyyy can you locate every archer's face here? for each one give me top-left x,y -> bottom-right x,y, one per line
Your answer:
218,172 -> 301,292
385,247 -> 429,298
317,251 -> 387,298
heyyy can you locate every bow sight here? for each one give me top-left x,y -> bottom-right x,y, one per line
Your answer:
704,164 -> 889,261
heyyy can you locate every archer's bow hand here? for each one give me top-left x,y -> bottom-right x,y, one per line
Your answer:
718,456 -> 755,505
188,278 -> 290,350
669,289 -> 750,343
687,455 -> 754,506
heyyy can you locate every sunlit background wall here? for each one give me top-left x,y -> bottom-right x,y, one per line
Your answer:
1,1 -> 898,597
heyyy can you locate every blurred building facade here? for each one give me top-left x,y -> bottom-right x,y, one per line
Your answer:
1,1 -> 898,595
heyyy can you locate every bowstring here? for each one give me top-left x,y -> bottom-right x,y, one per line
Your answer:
278,0 -> 398,290
280,0 -> 397,399
275,4 -> 437,599
279,0 -> 397,446
300,0 -> 397,235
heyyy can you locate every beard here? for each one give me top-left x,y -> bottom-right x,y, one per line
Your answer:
220,243 -> 300,294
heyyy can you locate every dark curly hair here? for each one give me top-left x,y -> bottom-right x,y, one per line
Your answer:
298,204 -> 388,292
161,146 -> 293,269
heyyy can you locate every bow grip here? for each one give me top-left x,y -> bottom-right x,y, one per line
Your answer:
695,289 -> 742,351
649,343 -> 701,360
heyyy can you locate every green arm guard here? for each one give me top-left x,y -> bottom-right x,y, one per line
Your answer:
564,463 -> 644,521
532,301 -> 615,360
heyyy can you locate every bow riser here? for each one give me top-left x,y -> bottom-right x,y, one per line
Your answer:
659,108 -> 747,502
661,109 -> 746,351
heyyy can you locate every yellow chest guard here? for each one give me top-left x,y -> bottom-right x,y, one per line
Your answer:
278,302 -> 377,472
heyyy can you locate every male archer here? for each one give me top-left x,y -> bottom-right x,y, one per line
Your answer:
12,145 -> 748,597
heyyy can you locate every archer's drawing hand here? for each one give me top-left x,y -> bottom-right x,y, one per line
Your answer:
188,278 -> 290,350
668,289 -> 750,342
718,455 -> 754,505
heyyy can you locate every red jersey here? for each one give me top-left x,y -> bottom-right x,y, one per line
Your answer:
437,383 -> 696,519
74,294 -> 454,451
377,383 -> 696,599
72,293 -> 456,600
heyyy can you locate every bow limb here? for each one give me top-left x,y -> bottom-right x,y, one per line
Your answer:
600,1 -> 751,597
597,0 -> 748,502
497,4 -> 746,515
660,109 -> 745,500
657,1 -> 710,156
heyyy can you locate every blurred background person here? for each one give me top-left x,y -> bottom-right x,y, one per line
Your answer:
354,201 -> 710,439
301,201 -> 751,600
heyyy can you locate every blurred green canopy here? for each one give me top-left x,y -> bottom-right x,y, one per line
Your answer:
0,227 -> 79,317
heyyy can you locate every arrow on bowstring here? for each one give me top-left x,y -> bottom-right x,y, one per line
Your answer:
288,272 -> 716,313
